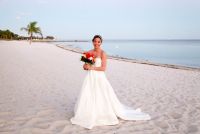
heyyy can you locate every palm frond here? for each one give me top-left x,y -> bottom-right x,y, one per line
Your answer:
20,21 -> 43,41
20,27 -> 28,31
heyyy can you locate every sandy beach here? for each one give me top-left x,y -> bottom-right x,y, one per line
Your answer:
0,40 -> 200,134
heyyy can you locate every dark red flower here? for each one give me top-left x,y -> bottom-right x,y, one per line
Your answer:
84,52 -> 94,58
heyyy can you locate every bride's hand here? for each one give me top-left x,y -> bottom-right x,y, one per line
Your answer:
86,64 -> 93,70
83,64 -> 88,70
84,64 -> 93,70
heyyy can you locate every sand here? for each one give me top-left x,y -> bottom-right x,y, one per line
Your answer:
0,40 -> 200,134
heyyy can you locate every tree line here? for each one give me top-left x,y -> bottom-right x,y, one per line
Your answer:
0,21 -> 54,44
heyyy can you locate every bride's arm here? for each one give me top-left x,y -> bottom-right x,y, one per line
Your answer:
88,52 -> 107,71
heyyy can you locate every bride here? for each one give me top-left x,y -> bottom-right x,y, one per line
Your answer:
70,35 -> 151,129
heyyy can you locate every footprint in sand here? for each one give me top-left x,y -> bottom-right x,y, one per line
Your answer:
169,112 -> 182,119
0,111 -> 12,117
0,120 -> 17,132
13,116 -> 33,126
20,127 -> 52,134
0,119 -> 6,127
35,122 -> 51,129
154,121 -> 169,129
48,120 -> 69,131
14,116 -> 31,121
186,125 -> 198,133
25,117 -> 46,126
36,109 -> 56,117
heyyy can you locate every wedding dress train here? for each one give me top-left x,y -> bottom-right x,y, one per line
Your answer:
70,57 -> 151,129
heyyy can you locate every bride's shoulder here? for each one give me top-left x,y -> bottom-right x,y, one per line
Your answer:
101,50 -> 106,55
101,50 -> 107,57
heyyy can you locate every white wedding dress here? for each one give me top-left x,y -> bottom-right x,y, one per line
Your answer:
70,57 -> 151,129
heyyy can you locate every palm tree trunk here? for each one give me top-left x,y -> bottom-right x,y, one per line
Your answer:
29,33 -> 32,45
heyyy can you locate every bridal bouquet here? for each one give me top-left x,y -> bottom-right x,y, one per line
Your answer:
80,52 -> 95,65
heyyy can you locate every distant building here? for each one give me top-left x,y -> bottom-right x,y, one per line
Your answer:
45,36 -> 54,40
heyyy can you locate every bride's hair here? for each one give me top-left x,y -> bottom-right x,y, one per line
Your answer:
92,35 -> 103,43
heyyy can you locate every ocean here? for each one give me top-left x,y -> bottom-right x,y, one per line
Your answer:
54,40 -> 200,68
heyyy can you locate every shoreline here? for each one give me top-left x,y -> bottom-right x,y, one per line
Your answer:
1,40 -> 200,71
53,43 -> 200,72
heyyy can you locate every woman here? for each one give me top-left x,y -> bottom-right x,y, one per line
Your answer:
70,35 -> 151,129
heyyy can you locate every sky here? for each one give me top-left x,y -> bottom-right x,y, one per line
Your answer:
0,0 -> 200,40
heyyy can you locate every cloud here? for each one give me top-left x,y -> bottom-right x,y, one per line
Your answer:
16,16 -> 21,20
15,12 -> 31,20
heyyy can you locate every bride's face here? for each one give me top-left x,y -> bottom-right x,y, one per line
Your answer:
93,38 -> 102,49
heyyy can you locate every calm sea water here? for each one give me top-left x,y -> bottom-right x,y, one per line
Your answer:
55,40 -> 200,68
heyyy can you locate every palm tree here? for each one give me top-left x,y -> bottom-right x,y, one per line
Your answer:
21,21 -> 43,44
